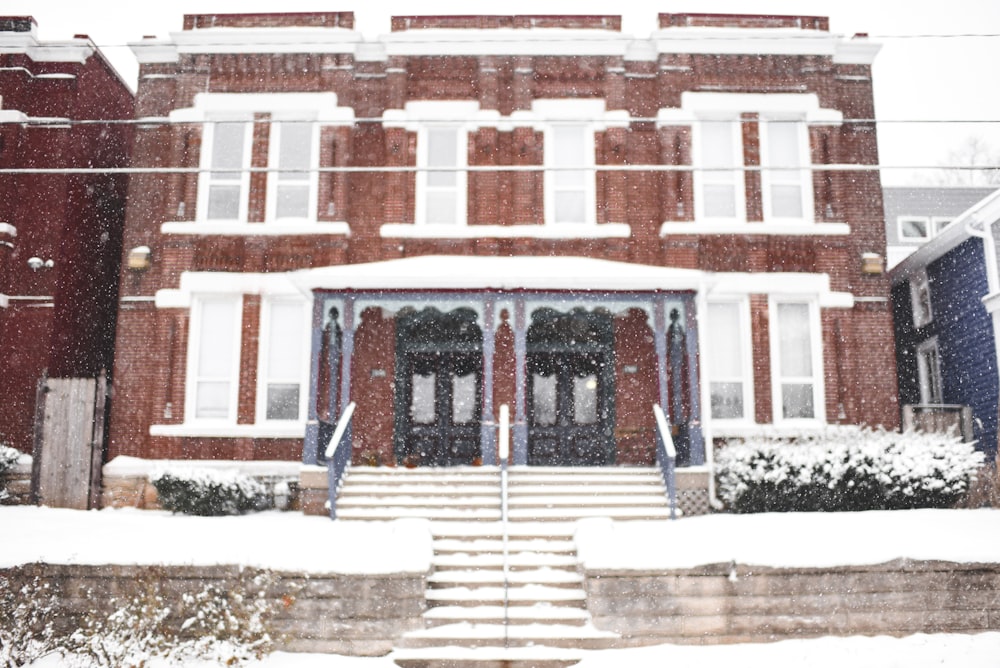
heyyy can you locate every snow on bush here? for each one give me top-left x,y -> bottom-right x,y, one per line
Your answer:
0,444 -> 21,503
151,468 -> 270,516
715,427 -> 986,513
0,575 -> 61,667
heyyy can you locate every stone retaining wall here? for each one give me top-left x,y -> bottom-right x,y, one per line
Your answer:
1,563 -> 426,656
583,559 -> 1000,645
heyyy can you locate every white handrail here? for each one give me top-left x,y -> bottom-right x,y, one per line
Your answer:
498,404 -> 510,465
653,404 -> 677,459
325,401 -> 356,459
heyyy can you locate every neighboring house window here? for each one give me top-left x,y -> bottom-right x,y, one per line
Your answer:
899,216 -> 954,241
546,122 -> 593,224
916,337 -> 944,405
933,217 -> 952,235
695,117 -> 743,220
258,298 -> 308,421
771,300 -> 823,422
706,301 -> 752,421
268,120 -> 317,221
417,124 -> 467,225
910,269 -> 933,328
188,296 -> 242,421
201,120 -> 252,221
761,116 -> 812,220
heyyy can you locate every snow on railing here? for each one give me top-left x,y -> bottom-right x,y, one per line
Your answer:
498,404 -> 511,648
653,404 -> 678,521
325,401 -> 356,520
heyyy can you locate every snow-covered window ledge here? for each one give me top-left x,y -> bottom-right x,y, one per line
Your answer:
660,221 -> 850,236
161,221 -> 350,236
150,423 -> 307,439
380,223 -> 631,239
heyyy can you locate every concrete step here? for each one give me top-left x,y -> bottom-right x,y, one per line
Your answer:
507,506 -> 672,521
426,585 -> 586,607
337,495 -> 500,508
397,622 -> 618,650
432,552 -> 578,570
507,483 -> 666,496
433,538 -> 575,554
341,485 -> 500,497
428,522 -> 579,539
391,645 -> 585,668
423,604 -> 590,627
508,494 -> 668,508
428,569 -> 583,588
335,507 -> 502,521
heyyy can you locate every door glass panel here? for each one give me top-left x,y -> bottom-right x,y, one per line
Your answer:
452,372 -> 476,424
573,374 -> 598,425
532,373 -> 557,426
411,372 -> 436,424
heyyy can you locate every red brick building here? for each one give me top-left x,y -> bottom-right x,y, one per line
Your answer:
111,12 -> 898,485
0,17 -> 134,454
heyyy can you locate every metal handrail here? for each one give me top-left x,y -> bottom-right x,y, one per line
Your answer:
497,404 -> 510,649
325,401 -> 356,520
653,404 -> 678,520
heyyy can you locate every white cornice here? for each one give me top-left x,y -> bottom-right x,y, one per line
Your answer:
381,28 -> 632,57
0,33 -> 94,63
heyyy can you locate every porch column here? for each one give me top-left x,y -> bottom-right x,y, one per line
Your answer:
339,295 -> 356,412
512,296 -> 528,465
480,296 -> 497,465
303,294 -> 325,465
684,296 -> 705,465
653,297 -> 670,412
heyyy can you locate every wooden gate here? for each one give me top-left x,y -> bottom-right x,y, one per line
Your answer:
31,372 -> 108,509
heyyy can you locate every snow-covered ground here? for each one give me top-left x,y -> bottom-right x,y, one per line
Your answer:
4,506 -> 999,667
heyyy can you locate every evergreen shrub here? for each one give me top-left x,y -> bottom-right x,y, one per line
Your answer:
151,468 -> 270,516
716,427 -> 985,513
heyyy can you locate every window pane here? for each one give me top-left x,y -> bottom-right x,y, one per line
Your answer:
532,373 -> 557,426
771,184 -> 803,218
267,302 -> 304,377
276,185 -> 310,219
703,184 -> 737,218
426,191 -> 458,224
208,186 -> 241,220
211,122 -> 246,172
452,372 -> 476,424
278,122 -> 311,179
411,373 -> 436,424
553,126 -> 585,166
198,300 -> 237,378
901,218 -> 929,239
701,121 -> 736,167
573,374 -> 598,425
782,383 -> 815,419
196,381 -> 230,419
777,303 -> 812,377
767,122 -> 800,168
707,303 -> 742,377
427,127 -> 458,187
555,191 -> 586,223
711,382 -> 744,420
266,384 -> 300,421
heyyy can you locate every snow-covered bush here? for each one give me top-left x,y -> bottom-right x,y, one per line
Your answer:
0,444 -> 20,503
151,468 -> 270,516
716,427 -> 986,513
0,575 -> 62,668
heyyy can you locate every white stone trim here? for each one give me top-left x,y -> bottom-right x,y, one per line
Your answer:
0,294 -> 8,309
707,273 -> 853,309
657,92 -> 843,126
651,27 -> 880,65
154,272 -> 303,309
161,221 -> 350,236
0,32 -> 94,63
171,92 -> 354,124
381,28 -> 633,57
0,223 -> 16,237
660,221 -> 850,236
150,423 -> 306,439
380,223 -> 631,239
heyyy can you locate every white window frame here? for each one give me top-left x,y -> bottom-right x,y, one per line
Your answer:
256,297 -> 310,424
898,215 -> 931,241
705,298 -> 755,424
769,298 -> 825,425
910,269 -> 934,328
543,121 -> 596,226
415,123 -> 468,226
266,116 -> 319,223
185,295 -> 243,424
693,114 -> 745,222
197,117 -> 253,223
916,337 -> 944,405
932,216 -> 953,236
760,115 -> 814,223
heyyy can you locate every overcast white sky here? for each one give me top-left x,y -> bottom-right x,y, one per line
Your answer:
6,0 -> 1000,185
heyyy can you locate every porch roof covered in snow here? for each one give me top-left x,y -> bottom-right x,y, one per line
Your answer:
292,255 -> 705,293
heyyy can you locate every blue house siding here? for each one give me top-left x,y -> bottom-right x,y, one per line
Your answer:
892,237 -> 998,460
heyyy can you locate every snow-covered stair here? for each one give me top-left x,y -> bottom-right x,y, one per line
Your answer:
333,465 -> 672,667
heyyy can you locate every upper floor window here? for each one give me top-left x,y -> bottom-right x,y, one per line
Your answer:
761,116 -> 812,221
695,118 -> 743,220
268,120 -> 318,222
546,122 -> 594,224
202,120 -> 252,222
418,124 -> 467,225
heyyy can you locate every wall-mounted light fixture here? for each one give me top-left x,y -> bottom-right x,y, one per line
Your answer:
127,245 -> 152,271
27,256 -> 54,271
861,252 -> 884,275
